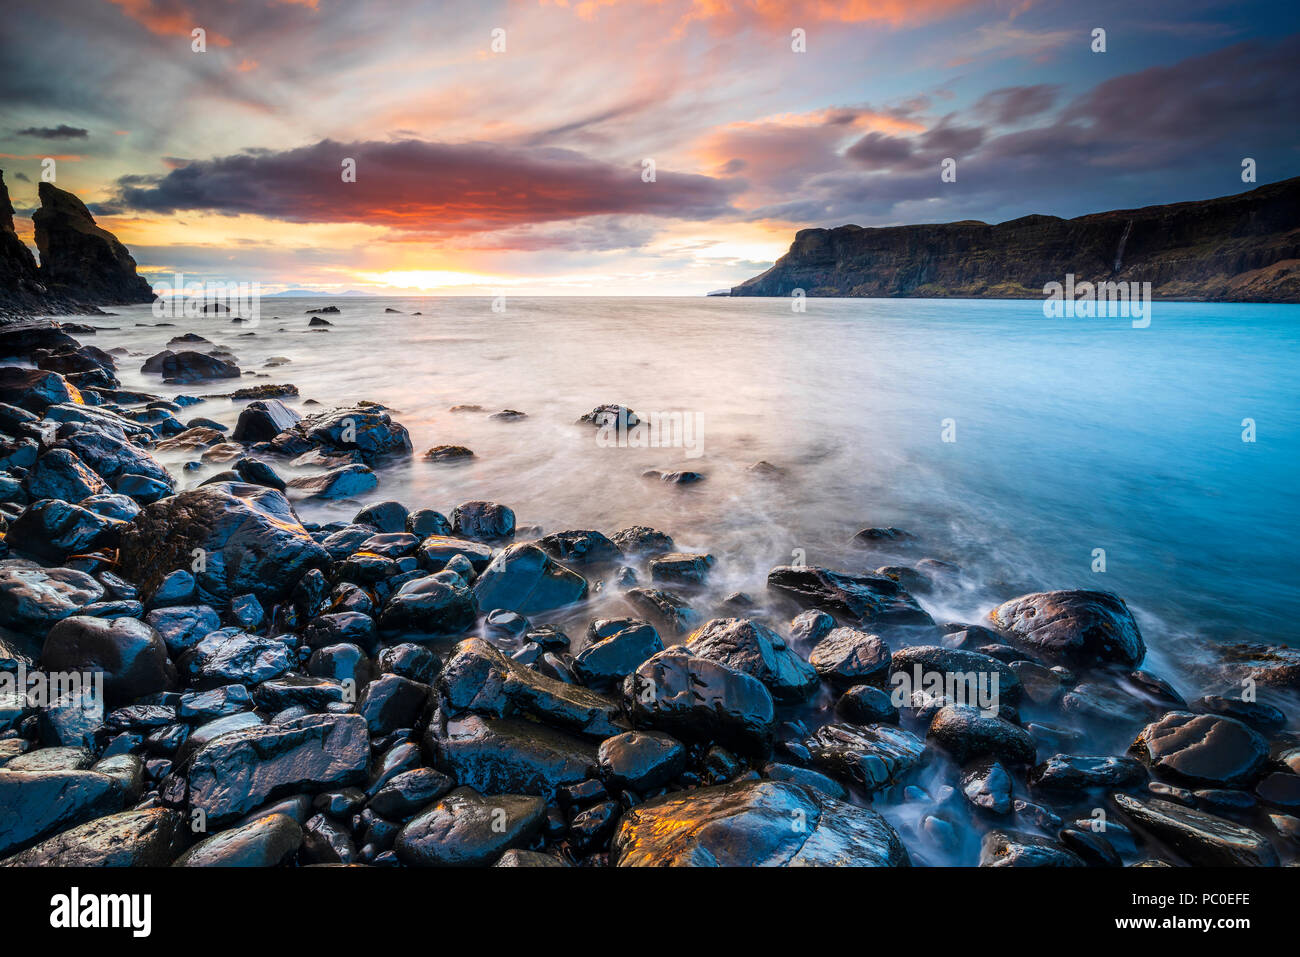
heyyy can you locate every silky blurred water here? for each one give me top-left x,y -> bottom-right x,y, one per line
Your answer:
92,296 -> 1300,684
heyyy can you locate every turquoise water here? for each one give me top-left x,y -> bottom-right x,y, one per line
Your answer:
97,296 -> 1300,686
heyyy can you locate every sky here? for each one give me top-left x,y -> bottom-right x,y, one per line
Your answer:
1,0 -> 1298,295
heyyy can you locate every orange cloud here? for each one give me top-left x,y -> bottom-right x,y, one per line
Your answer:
106,0 -> 233,46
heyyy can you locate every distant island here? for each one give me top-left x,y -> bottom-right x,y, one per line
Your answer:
730,177 -> 1300,302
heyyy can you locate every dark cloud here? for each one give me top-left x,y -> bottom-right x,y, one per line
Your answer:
750,33 -> 1300,229
115,138 -> 740,233
845,132 -> 915,168
14,124 -> 88,139
973,85 -> 1059,124
918,121 -> 986,158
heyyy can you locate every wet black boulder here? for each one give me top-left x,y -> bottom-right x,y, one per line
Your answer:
766,564 -> 934,629
624,649 -> 775,758
989,590 -> 1145,668
41,614 -> 177,707
117,483 -> 329,606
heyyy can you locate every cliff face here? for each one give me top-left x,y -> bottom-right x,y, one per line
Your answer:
0,173 -> 155,316
0,171 -> 45,311
731,178 -> 1300,302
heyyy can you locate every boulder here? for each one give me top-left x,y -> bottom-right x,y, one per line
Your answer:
613,779 -> 910,866
0,769 -> 125,858
272,404 -> 412,465
766,564 -> 934,629
1130,711 -> 1269,789
1028,754 -> 1147,791
173,812 -> 303,867
988,590 -> 1145,667
979,830 -> 1084,867
440,637 -> 628,738
0,367 -> 80,412
624,649 -> 775,757
116,483 -> 329,606
141,350 -> 240,383
25,448 -> 107,502
424,713 -> 598,796
685,617 -> 818,702
231,398 -> 300,443
809,627 -> 891,688
0,560 -> 104,634
802,722 -> 926,791
1,808 -> 188,866
178,630 -> 294,688
573,619 -> 663,687
889,645 -> 1022,704
451,500 -> 515,540
649,552 -> 715,586
186,713 -> 370,826
536,529 -> 622,565
57,428 -> 172,492
1112,793 -> 1278,866
379,574 -> 477,636
286,464 -> 377,500
597,730 -> 687,792
928,704 -> 1036,765
41,615 -> 176,707
7,498 -> 119,561
395,787 -> 545,867
471,543 -> 587,615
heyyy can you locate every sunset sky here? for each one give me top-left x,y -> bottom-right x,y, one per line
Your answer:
2,0 -> 1298,295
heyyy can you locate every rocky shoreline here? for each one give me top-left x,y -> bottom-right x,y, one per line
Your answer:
1,317 -> 1298,868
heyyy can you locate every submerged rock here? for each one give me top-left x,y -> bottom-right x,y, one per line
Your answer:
613,779 -> 910,866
